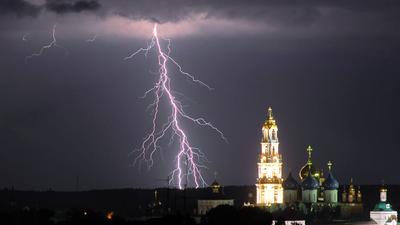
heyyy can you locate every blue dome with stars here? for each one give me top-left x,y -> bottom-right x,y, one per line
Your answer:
283,172 -> 299,190
323,172 -> 339,190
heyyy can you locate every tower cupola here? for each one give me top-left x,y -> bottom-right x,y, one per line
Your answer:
323,161 -> 339,190
302,168 -> 319,190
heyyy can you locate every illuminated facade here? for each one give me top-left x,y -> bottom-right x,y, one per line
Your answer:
256,107 -> 283,205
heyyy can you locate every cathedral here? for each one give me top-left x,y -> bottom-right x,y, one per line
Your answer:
256,107 -> 363,214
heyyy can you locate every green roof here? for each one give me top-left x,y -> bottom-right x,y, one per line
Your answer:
373,202 -> 394,211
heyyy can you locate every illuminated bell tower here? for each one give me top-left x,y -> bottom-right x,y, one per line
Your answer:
256,107 -> 283,205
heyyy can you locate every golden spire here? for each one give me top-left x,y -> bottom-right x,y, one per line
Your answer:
268,107 -> 274,120
307,145 -> 313,165
327,161 -> 333,172
264,106 -> 276,128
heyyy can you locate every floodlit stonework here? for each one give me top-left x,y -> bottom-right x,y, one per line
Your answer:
256,107 -> 283,205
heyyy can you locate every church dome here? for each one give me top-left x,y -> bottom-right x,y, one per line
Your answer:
210,180 -> 221,194
301,170 -> 319,190
323,172 -> 339,190
323,161 -> 339,190
211,180 -> 220,187
299,164 -> 319,180
283,172 -> 299,190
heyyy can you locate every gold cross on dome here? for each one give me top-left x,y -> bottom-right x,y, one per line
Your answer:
327,161 -> 333,171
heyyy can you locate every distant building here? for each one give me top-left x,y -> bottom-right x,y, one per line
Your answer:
370,185 -> 397,225
254,107 -> 363,218
281,146 -> 342,206
256,107 -> 283,205
341,178 -> 362,204
197,180 -> 234,215
340,178 -> 363,217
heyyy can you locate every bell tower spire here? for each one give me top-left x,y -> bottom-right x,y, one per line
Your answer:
268,107 -> 274,120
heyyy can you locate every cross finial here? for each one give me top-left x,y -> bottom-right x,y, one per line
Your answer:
307,145 -> 313,165
214,171 -> 218,181
327,161 -> 333,171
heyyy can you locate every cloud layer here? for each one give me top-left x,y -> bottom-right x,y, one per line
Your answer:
45,0 -> 100,14
0,0 -> 41,17
1,0 -> 400,38
0,0 -> 101,17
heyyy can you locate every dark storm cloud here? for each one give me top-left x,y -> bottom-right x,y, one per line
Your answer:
0,0 -> 41,17
102,0 -> 400,26
0,0 -> 101,17
45,0 -> 101,14
105,0 -> 324,25
2,0 -> 400,33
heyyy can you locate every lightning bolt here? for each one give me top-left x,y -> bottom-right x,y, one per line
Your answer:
25,24 -> 68,62
126,24 -> 226,189
86,34 -> 98,42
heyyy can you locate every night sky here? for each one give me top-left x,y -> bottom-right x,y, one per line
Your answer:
1,0 -> 400,190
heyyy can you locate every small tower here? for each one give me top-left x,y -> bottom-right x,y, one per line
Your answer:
370,184 -> 398,225
301,168 -> 319,203
151,190 -> 162,207
342,185 -> 347,203
211,180 -> 221,194
357,186 -> 362,203
211,172 -> 221,194
380,184 -> 387,203
283,172 -> 299,204
323,161 -> 339,203
348,178 -> 356,203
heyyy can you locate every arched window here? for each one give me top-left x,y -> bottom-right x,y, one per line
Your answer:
263,128 -> 269,141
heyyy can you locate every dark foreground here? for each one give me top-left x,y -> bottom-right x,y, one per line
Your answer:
0,185 -> 399,225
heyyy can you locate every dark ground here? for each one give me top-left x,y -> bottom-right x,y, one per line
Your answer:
0,184 -> 398,219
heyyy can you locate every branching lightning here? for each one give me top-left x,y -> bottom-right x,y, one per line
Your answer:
25,24 -> 68,62
126,24 -> 226,189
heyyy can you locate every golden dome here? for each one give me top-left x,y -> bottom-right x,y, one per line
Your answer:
264,107 -> 277,128
211,180 -> 221,193
299,164 -> 319,180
